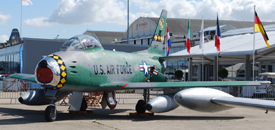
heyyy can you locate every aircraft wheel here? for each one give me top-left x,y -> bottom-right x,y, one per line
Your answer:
45,106 -> 56,122
80,98 -> 87,111
135,100 -> 146,114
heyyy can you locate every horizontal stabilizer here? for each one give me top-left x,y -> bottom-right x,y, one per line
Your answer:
212,97 -> 275,111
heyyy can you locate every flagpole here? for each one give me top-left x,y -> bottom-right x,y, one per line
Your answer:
216,13 -> 219,81
165,23 -> 168,57
253,5 -> 256,81
217,52 -> 219,81
20,0 -> 22,37
201,16 -> 204,81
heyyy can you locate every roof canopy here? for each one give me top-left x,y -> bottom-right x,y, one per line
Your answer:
165,31 -> 275,64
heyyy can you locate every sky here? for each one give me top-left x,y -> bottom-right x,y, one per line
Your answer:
0,0 -> 275,43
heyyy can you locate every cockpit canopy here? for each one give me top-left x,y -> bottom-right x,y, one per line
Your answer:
60,35 -> 101,51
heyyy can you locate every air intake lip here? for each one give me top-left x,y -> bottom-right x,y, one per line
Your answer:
38,60 -> 48,68
35,54 -> 67,89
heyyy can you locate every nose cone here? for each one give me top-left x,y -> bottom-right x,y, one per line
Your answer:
18,97 -> 23,103
35,54 -> 67,89
174,92 -> 183,104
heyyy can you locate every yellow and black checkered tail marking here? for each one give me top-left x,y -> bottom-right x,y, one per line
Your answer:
154,35 -> 164,42
48,54 -> 67,89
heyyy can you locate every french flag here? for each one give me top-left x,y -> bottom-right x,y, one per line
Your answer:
215,15 -> 221,51
166,25 -> 172,56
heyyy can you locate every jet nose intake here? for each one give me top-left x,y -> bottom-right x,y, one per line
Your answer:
37,60 -> 54,84
35,54 -> 67,89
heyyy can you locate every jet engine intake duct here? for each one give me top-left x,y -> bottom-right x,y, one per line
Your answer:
35,54 -> 67,89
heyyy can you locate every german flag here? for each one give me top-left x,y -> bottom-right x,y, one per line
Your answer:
255,11 -> 270,48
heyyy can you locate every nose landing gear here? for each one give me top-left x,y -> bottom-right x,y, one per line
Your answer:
45,104 -> 57,122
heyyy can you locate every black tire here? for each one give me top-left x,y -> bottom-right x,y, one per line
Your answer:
80,98 -> 87,111
135,100 -> 146,114
45,106 -> 56,122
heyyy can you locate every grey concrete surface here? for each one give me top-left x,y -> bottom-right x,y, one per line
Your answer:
0,101 -> 275,130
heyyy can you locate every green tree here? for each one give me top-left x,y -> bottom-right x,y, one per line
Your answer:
175,70 -> 183,79
218,68 -> 228,80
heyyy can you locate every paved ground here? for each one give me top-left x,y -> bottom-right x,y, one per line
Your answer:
0,101 -> 275,130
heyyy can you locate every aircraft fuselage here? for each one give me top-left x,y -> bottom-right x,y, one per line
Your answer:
53,47 -> 166,92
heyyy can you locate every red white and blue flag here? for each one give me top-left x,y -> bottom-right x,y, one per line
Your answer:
215,15 -> 221,51
166,25 -> 172,56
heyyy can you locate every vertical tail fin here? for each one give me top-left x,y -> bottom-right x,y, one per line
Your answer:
147,10 -> 167,56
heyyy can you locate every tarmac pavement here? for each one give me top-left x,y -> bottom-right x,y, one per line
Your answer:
0,99 -> 275,130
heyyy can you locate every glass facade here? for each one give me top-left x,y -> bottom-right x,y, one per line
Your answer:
0,44 -> 21,74
164,46 -> 187,73
164,44 -> 197,74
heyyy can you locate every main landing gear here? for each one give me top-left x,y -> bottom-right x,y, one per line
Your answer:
135,100 -> 146,113
135,89 -> 150,114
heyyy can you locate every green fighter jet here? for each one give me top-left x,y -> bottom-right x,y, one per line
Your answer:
10,10 -> 275,122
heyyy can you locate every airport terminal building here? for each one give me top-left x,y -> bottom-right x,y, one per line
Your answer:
1,17 -> 275,82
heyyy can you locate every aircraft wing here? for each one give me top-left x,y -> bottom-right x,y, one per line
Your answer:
100,81 -> 265,89
212,96 -> 275,111
9,73 -> 36,83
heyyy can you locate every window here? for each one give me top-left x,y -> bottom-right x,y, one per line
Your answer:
268,65 -> 272,72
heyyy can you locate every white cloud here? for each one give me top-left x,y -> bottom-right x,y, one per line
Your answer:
132,0 -> 275,21
49,0 -> 127,25
24,17 -> 56,27
0,35 -> 9,43
0,13 -> 11,24
25,0 -> 158,27
24,0 -> 275,27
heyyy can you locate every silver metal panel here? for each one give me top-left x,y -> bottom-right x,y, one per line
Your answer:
68,91 -> 83,111
147,95 -> 179,113
174,88 -> 234,112
212,96 -> 275,111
